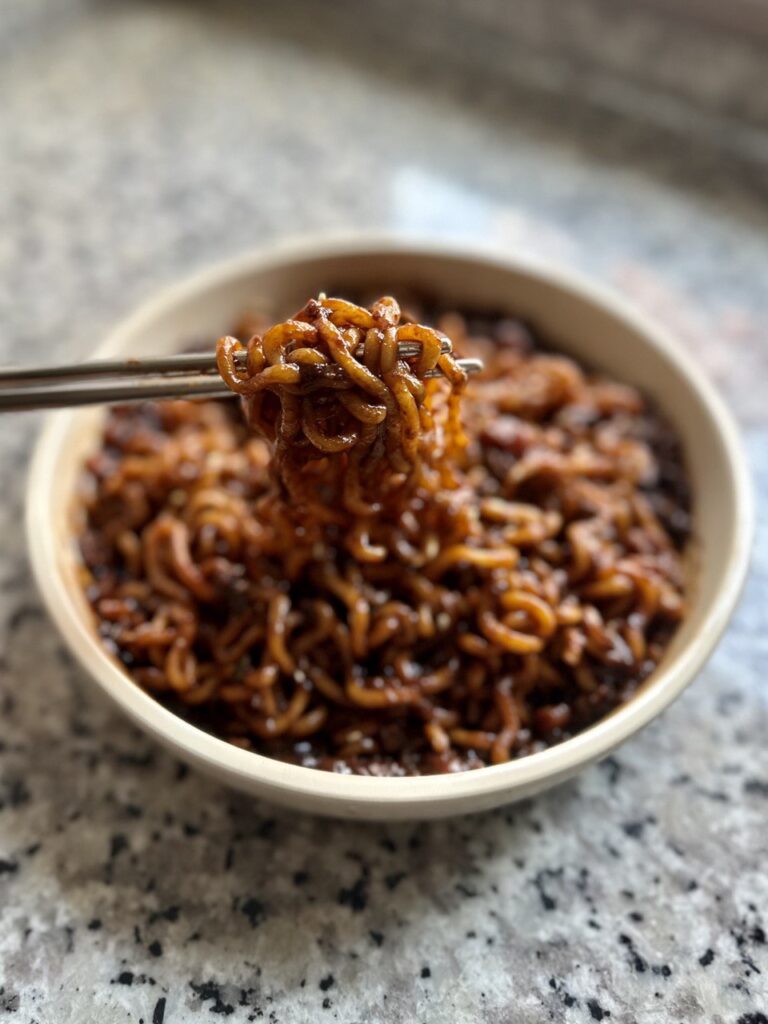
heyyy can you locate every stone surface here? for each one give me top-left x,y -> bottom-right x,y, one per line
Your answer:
0,1 -> 766,1021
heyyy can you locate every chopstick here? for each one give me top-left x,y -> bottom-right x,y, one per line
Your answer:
0,346 -> 484,412
0,341 -> 451,385
0,377 -> 235,411
0,352 -> 227,384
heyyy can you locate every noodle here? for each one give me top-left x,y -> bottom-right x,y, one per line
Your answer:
77,296 -> 690,775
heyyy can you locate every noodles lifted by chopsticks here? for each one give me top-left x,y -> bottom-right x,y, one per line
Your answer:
215,295 -> 468,517
78,296 -> 690,775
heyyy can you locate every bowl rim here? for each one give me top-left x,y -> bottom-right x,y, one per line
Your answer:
26,233 -> 754,809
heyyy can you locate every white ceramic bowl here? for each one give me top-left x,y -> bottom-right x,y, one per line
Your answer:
26,237 -> 752,819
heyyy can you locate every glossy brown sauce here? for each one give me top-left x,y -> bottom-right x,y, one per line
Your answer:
77,299 -> 690,775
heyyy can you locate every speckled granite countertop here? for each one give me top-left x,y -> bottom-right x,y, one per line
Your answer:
1,2 -> 767,1021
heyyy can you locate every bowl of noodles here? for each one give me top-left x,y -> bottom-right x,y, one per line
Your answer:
26,237 -> 752,819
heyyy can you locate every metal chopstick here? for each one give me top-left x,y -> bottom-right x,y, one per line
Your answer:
0,339 -> 453,387
0,377 -> 233,411
0,353 -> 226,384
0,357 -> 483,412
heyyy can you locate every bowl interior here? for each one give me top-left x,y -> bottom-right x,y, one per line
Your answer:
27,242 -> 752,818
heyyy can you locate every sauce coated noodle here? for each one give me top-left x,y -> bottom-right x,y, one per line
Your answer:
78,296 -> 689,774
